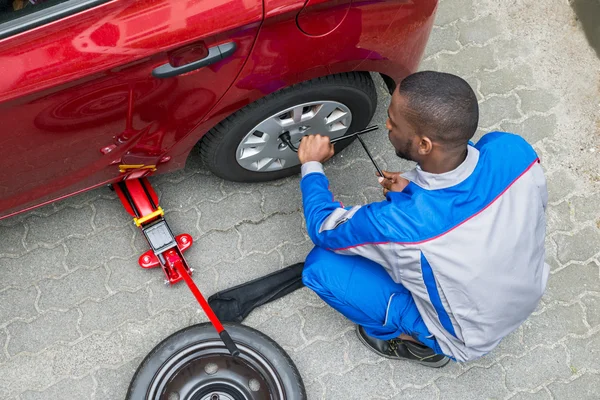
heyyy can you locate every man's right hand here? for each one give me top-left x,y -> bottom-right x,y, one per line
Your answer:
378,170 -> 409,196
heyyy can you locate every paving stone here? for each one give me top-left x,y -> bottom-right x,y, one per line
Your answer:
278,239 -> 313,267
107,257 -> 154,291
305,379 -> 325,400
438,364 -> 509,400
79,290 -> 150,334
493,39 -> 536,64
237,213 -> 305,254
118,309 -> 191,361
434,0 -> 475,26
147,269 -> 216,314
0,350 -> 58,395
326,159 -> 384,198
517,89 -> 559,114
0,286 -> 38,325
546,254 -> 561,273
92,197 -> 130,230
436,45 -> 496,78
257,313 -> 305,350
342,329 -> 383,366
300,305 -> 352,341
0,330 -> 6,364
509,389 -> 552,400
65,226 -> 134,269
7,310 -> 79,355
38,267 -> 108,310
52,332 -> 123,378
260,178 -> 303,215
487,326 -> 527,361
391,384 -> 438,400
392,354 -> 463,388
478,95 -> 521,128
163,207 -> 202,239
293,339 -> 348,381
501,114 -> 557,145
93,357 -> 140,400
582,295 -> 600,327
522,304 -> 588,347
554,228 -> 600,264
571,192 -> 600,223
546,201 -> 574,234
424,25 -> 461,58
184,228 -> 241,269
213,251 -> 281,292
0,246 -> 65,288
544,262 -> 600,303
155,172 -> 225,208
198,192 -> 264,233
565,332 -> 600,371
501,346 -> 571,391
478,63 -> 534,96
21,375 -> 94,400
458,15 -> 503,45
363,186 -> 387,204
322,361 -> 394,398
546,169 -> 577,203
25,206 -> 93,247
0,225 -> 25,256
548,373 -> 600,400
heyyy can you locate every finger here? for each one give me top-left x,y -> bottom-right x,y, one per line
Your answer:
382,170 -> 397,179
378,177 -> 393,189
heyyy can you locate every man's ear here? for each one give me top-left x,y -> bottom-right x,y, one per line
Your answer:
418,136 -> 433,155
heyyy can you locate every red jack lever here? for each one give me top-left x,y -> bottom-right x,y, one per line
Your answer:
112,177 -> 240,356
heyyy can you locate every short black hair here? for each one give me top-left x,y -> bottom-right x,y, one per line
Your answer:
398,71 -> 478,147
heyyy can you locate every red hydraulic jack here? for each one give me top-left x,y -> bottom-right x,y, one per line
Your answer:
112,177 -> 240,356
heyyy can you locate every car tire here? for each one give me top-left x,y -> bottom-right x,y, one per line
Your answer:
126,322 -> 306,400
199,72 -> 378,182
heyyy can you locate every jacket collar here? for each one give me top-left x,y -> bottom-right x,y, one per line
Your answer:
401,145 -> 479,190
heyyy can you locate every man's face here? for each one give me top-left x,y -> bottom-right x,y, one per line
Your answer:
386,88 -> 420,162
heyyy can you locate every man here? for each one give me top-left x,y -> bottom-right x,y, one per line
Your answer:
297,71 -> 549,366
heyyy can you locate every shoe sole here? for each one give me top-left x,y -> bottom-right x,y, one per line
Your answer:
356,327 -> 450,368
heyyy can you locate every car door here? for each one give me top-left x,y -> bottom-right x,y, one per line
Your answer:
0,0 -> 262,219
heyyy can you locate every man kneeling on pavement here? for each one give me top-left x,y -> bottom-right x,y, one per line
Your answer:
297,71 -> 549,366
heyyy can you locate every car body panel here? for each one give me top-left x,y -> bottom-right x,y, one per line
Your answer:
0,0 -> 437,220
0,0 -> 262,218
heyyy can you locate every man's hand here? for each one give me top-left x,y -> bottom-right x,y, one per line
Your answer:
297,134 -> 335,164
378,170 -> 409,196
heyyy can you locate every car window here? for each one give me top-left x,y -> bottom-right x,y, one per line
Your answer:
0,0 -> 107,39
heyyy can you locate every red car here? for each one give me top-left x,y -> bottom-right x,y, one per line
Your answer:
0,0 -> 437,220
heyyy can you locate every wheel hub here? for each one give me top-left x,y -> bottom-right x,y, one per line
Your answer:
148,341 -> 285,400
236,101 -> 352,172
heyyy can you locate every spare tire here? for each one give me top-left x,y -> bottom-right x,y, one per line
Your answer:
127,322 -> 306,400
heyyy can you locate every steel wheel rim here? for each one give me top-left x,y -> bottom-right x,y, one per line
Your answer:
147,340 -> 286,400
236,101 -> 353,172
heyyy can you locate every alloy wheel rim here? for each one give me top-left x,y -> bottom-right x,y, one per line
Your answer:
236,101 -> 352,172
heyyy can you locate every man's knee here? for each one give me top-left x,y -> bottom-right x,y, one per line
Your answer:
302,247 -> 328,292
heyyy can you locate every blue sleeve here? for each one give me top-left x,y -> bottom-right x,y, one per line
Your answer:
300,171 -> 394,251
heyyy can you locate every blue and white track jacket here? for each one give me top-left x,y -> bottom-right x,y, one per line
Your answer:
300,132 -> 550,362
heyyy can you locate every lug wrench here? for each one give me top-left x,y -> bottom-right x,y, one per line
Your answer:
280,125 -> 384,177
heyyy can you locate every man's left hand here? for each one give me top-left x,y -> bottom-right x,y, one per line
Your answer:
297,134 -> 335,164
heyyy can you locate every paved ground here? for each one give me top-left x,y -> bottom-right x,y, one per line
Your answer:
1,0 -> 600,399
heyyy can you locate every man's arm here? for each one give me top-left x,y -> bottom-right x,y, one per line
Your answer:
300,162 -> 392,252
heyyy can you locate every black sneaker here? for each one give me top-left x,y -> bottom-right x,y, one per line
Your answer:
356,325 -> 450,368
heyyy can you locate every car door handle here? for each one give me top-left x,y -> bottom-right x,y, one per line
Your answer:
152,42 -> 237,79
